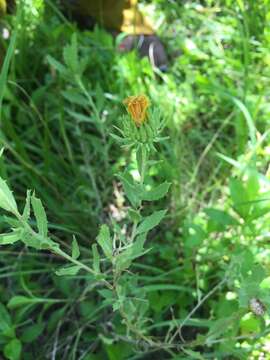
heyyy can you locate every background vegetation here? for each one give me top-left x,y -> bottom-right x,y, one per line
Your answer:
0,0 -> 270,359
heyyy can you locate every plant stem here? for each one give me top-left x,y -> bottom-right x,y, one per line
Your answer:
15,211 -> 113,289
140,147 -> 148,185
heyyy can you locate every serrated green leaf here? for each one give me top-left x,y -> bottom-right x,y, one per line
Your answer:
31,195 -> 48,237
4,338 -> 21,360
0,178 -> 18,214
72,236 -> 80,259
92,244 -> 100,273
140,182 -> 171,201
136,210 -> 167,235
55,265 -> 81,276
97,224 -> 112,260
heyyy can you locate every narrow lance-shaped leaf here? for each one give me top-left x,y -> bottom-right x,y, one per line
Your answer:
92,244 -> 100,273
31,194 -> 48,237
72,236 -> 80,259
0,177 -> 18,214
22,190 -> 31,221
97,224 -> 112,260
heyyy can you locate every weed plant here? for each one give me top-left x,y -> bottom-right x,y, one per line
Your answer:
0,0 -> 269,359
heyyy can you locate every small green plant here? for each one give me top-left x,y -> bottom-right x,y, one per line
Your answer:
0,95 -> 170,344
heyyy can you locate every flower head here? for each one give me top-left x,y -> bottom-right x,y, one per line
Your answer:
123,95 -> 150,127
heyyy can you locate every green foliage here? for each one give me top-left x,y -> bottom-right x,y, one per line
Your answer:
0,178 -> 18,214
97,224 -> 112,260
136,210 -> 167,235
4,338 -> 21,360
0,0 -> 269,359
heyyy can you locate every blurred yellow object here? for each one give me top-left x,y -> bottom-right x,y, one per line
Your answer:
73,0 -> 154,34
0,1 -> 154,34
0,0 -> 7,16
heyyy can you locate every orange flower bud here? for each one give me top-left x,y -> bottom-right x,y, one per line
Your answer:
123,95 -> 150,127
